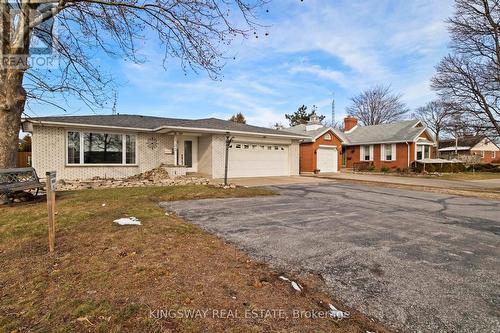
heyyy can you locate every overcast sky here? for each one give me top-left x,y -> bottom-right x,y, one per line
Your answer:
27,0 -> 455,128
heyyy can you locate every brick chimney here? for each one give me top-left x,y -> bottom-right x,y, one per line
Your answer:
344,116 -> 358,132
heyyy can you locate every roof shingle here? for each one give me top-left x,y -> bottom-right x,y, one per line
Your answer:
283,119 -> 428,144
26,115 -> 306,138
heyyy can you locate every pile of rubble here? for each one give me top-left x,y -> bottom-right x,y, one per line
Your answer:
57,176 -> 210,191
55,167 -> 210,191
125,167 -> 171,182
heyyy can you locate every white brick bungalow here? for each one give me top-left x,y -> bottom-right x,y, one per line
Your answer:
22,115 -> 304,180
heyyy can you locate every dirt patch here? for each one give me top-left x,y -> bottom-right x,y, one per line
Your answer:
0,185 -> 390,332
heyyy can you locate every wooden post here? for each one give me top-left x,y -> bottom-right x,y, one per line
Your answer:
46,171 -> 56,252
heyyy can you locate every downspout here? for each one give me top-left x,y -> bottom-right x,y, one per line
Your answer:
406,141 -> 410,168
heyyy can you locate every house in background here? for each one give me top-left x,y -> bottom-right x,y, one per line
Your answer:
22,115 -> 305,180
438,136 -> 500,163
285,116 -> 435,173
284,114 -> 345,173
341,117 -> 435,170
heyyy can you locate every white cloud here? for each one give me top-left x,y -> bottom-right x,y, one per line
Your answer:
289,64 -> 349,88
111,0 -> 455,126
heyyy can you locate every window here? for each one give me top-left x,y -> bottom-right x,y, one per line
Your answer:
361,145 -> 372,161
126,135 -> 136,164
267,146 -> 272,150
67,131 -> 136,165
382,144 -> 396,161
416,145 -> 430,160
274,146 -> 279,150
324,133 -> 332,141
235,144 -> 241,149
84,133 -> 123,164
243,144 -> 249,149
67,131 -> 80,164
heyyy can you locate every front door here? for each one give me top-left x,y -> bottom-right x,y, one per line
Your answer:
184,140 -> 193,167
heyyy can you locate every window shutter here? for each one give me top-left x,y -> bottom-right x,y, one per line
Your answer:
381,144 -> 385,161
392,144 -> 396,161
360,146 -> 363,160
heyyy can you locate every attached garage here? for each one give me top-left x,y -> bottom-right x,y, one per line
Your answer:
316,146 -> 338,173
228,142 -> 290,177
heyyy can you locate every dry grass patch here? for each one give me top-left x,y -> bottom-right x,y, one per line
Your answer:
0,185 -> 389,332
433,172 -> 500,181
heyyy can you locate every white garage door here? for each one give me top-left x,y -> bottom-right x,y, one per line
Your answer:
228,143 -> 289,177
316,147 -> 338,173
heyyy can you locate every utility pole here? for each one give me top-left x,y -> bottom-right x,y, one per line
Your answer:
331,91 -> 335,127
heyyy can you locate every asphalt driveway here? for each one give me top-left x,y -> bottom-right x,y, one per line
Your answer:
161,182 -> 500,332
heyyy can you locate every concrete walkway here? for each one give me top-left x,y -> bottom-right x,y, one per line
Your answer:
317,172 -> 500,191
212,175 -> 335,187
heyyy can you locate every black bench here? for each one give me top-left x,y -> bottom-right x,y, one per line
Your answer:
353,161 -> 373,172
0,167 -> 43,197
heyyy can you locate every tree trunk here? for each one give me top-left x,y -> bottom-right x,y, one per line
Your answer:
0,79 -> 26,168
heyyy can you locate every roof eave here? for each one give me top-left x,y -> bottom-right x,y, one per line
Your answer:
24,119 -> 307,140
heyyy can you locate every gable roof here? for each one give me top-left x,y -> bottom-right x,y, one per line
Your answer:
24,115 -> 306,139
438,135 -> 486,150
283,119 -> 432,145
283,124 -> 347,142
343,120 -> 429,145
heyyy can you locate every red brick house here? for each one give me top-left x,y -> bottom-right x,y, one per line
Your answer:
285,115 -> 435,173
438,136 -> 500,163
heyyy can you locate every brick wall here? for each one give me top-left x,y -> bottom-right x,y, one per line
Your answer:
299,130 -> 342,173
197,135 -> 213,177
345,142 -> 414,170
211,135 -> 226,178
32,125 -> 174,180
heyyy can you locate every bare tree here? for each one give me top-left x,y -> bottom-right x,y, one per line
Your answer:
411,100 -> 452,155
0,0 -> 267,167
431,0 -> 500,136
346,85 -> 409,126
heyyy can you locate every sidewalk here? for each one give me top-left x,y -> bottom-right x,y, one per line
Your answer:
316,172 -> 500,192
